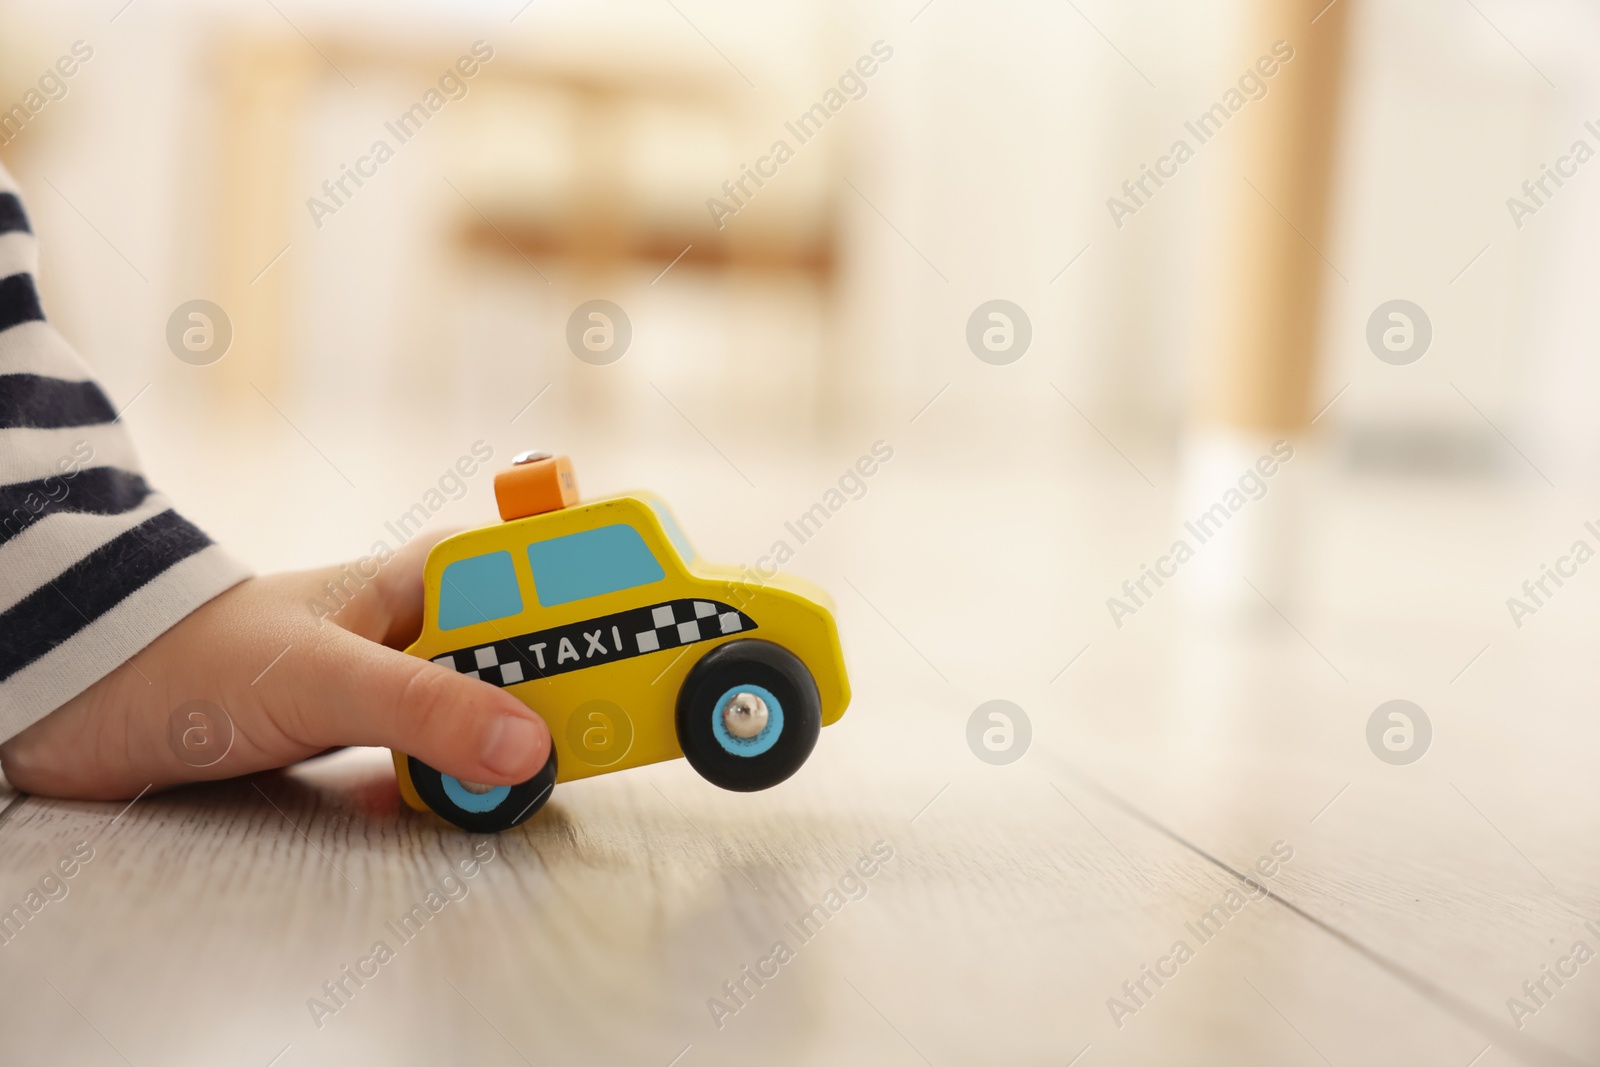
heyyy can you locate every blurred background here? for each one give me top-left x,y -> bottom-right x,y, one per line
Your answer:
5,0 -> 1600,1063
2,0 -> 1598,588
2,0 -> 1599,618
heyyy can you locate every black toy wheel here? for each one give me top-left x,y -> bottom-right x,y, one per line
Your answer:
408,746 -> 557,833
675,639 -> 821,791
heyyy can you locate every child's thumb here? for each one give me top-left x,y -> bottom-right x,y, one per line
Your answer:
307,634 -> 551,785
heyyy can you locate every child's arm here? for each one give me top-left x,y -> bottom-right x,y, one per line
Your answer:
0,164 -> 548,799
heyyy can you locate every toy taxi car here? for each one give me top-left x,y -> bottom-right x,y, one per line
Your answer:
393,452 -> 850,832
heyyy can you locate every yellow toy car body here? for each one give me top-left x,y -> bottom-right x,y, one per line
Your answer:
392,455 -> 849,831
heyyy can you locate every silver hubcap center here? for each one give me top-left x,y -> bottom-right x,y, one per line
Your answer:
458,779 -> 497,795
723,692 -> 769,739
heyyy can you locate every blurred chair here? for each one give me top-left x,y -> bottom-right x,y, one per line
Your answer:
211,29 -> 842,435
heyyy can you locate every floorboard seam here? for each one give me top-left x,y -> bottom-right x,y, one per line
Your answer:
1062,766 -> 1584,1067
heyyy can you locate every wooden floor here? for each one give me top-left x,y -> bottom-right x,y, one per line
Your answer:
1,463 -> 1597,1067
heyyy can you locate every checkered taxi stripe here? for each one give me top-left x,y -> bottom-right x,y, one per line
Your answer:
429,598 -> 757,686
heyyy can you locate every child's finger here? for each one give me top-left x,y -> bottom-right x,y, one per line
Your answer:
362,529 -> 460,649
294,631 -> 551,786
308,529 -> 454,650
0,699 -> 125,798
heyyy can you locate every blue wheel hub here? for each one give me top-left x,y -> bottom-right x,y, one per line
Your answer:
441,776 -> 512,812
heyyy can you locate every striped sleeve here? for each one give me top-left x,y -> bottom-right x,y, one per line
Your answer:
0,162 -> 251,741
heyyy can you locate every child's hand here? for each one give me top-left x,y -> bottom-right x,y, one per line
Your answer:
0,532 -> 552,800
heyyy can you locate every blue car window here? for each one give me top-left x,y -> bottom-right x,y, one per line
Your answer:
648,499 -> 696,562
439,551 -> 523,630
526,524 -> 666,607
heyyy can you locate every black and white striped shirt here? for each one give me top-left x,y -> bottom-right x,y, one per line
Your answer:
0,161 -> 249,740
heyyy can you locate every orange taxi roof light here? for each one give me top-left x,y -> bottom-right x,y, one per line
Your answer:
494,451 -> 579,521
